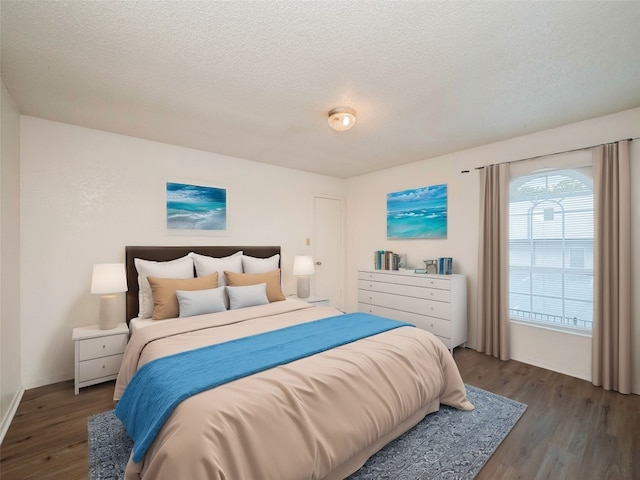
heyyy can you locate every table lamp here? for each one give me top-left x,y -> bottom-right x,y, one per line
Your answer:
91,263 -> 127,329
293,256 -> 315,299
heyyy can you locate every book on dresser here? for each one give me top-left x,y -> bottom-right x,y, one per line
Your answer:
357,269 -> 467,352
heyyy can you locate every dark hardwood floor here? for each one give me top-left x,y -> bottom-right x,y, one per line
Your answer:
455,349 -> 639,480
1,348 -> 638,479
1,379 -> 116,479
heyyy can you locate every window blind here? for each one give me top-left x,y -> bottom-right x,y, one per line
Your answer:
509,167 -> 593,331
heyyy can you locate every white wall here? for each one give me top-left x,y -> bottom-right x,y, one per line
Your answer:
15,107 -> 640,393
20,116 -> 344,388
1,80 -> 23,440
345,107 -> 640,394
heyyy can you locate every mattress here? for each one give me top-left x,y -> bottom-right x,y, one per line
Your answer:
128,316 -> 169,334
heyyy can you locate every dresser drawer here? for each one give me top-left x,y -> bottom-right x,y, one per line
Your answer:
78,334 -> 127,361
358,303 -> 452,338
358,271 -> 451,290
432,334 -> 452,350
414,315 -> 451,338
358,290 -> 451,319
358,279 -> 451,302
78,354 -> 123,382
359,303 -> 426,325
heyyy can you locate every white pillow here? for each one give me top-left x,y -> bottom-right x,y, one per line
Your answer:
241,254 -> 280,274
226,283 -> 269,310
189,251 -> 242,287
134,256 -> 194,319
176,287 -> 227,317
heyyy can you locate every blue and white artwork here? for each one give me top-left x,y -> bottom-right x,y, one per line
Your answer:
387,184 -> 447,239
166,182 -> 227,231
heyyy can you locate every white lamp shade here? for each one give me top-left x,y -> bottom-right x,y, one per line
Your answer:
293,256 -> 315,276
91,263 -> 127,294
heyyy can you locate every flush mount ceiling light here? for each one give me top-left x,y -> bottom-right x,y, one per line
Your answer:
328,107 -> 356,132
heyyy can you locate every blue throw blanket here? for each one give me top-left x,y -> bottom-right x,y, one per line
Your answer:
115,312 -> 412,463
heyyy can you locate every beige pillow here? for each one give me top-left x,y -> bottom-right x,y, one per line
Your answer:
134,255 -> 194,318
224,269 -> 286,303
147,273 -> 218,320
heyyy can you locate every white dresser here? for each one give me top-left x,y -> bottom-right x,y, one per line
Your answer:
357,269 -> 467,352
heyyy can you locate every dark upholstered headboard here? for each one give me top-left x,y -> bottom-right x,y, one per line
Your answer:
125,245 -> 281,324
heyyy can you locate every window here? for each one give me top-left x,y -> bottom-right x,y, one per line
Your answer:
509,169 -> 593,331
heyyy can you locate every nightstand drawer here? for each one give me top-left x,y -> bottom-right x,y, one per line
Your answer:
78,334 -> 127,361
78,354 -> 123,382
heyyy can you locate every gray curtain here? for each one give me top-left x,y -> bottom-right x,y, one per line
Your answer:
477,163 -> 510,360
592,140 -> 632,394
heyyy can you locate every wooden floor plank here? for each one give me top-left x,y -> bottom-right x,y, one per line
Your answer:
1,349 -> 638,479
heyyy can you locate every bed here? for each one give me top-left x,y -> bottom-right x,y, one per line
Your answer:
114,245 -> 474,480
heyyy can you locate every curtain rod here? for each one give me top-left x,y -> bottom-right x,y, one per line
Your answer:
460,136 -> 637,173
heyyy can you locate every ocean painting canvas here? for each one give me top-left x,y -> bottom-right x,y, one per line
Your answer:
387,184 -> 447,239
166,182 -> 227,231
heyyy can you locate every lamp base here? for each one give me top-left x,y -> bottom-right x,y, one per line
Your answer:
296,276 -> 311,299
98,295 -> 119,330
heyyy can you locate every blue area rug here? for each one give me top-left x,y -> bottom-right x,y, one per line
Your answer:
88,384 -> 526,479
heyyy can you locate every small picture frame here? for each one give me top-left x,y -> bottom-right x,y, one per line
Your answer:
423,260 -> 438,274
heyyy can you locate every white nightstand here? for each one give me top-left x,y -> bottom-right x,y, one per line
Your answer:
289,295 -> 330,307
72,323 -> 129,394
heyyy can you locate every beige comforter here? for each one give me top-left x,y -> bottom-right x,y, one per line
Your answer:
114,299 -> 473,480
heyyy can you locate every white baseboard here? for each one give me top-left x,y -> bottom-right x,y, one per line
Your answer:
466,345 -> 639,396
511,354 -> 591,382
0,385 -> 25,444
23,373 -> 73,390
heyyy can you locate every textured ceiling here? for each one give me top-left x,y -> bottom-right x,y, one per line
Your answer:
2,1 -> 640,178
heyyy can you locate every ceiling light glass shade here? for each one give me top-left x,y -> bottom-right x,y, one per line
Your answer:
328,107 -> 356,132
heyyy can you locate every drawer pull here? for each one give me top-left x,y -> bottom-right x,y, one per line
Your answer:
102,345 -> 106,349
102,364 -> 106,369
